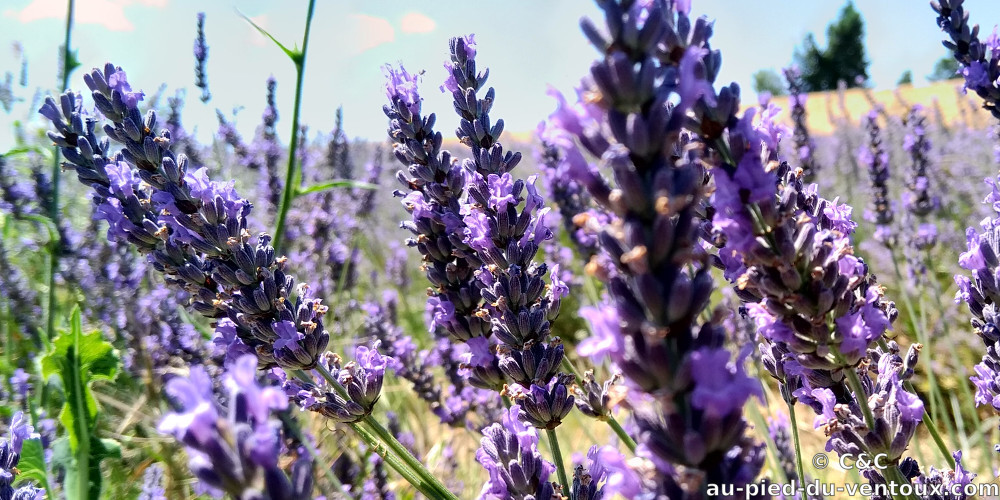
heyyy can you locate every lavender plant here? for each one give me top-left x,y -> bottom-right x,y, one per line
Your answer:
545,0 -> 768,496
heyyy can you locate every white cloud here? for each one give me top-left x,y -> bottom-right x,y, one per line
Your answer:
400,12 -> 435,34
4,0 -> 168,32
347,13 -> 394,54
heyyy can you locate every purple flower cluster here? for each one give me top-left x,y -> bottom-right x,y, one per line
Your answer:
283,343 -> 388,423
784,66 -> 819,181
934,0 -> 1000,119
40,64 -> 330,371
0,412 -> 45,500
545,0 -> 767,495
902,105 -> 939,251
956,172 -> 1000,413
860,109 -> 895,247
476,404 -> 557,499
158,355 -> 314,498
384,61 -> 494,384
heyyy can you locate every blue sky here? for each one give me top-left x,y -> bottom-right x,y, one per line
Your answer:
2,0 -> 1000,148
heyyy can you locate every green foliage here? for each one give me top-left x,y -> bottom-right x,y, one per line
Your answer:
928,56 -> 960,82
751,69 -> 787,96
897,70 -> 913,86
794,2 -> 869,91
16,437 -> 51,493
41,307 -> 121,500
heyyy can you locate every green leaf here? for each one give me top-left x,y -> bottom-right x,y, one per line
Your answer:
296,179 -> 377,197
15,438 -> 51,493
2,146 -> 50,158
40,307 -> 120,500
238,10 -> 299,61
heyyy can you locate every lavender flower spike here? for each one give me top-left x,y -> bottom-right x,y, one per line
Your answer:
194,12 -> 210,103
158,356 -> 313,498
40,64 -> 329,370
385,58 -> 505,412
957,172 -> 1000,416
476,404 -> 558,499
547,1 -> 766,495
933,0 -> 1000,118
861,109 -> 895,247
286,342 -> 388,423
784,66 -> 819,181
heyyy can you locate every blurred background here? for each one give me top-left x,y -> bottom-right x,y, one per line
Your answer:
3,0 -> 1000,147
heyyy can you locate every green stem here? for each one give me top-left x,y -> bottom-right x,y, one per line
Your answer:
46,0 -> 75,347
843,363 -> 876,431
362,415 -> 458,500
312,365 -> 457,500
883,464 -> 917,500
545,428 -> 570,495
786,401 -> 807,488
272,0 -> 315,253
889,256 -> 959,451
606,416 -> 637,453
349,420 -> 439,498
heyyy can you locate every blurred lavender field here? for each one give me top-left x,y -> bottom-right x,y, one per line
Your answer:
5,0 -> 1000,499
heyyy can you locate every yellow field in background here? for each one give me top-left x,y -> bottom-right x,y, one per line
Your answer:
755,77 -> 993,134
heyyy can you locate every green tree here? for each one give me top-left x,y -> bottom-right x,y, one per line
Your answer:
752,69 -> 787,96
927,56 -> 960,81
898,70 -> 913,85
794,2 -> 869,91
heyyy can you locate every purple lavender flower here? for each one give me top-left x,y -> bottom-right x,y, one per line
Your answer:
285,343 -> 388,423
545,1 -> 766,495
158,356 -> 312,498
41,64 -> 330,370
0,238 -> 42,347
194,12 -> 210,103
0,412 -> 43,500
861,109 -> 895,247
138,464 -> 166,500
476,404 -> 557,499
933,0 -> 1000,119
956,172 -> 1000,421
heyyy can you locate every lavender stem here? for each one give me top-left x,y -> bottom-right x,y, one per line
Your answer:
786,401 -> 806,495
545,428 -> 569,494
45,0 -> 76,346
271,0 -> 315,252
606,416 -> 637,453
311,364 -> 458,500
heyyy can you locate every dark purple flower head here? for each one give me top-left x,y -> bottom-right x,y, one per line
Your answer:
476,404 -> 557,499
194,12 -> 210,102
